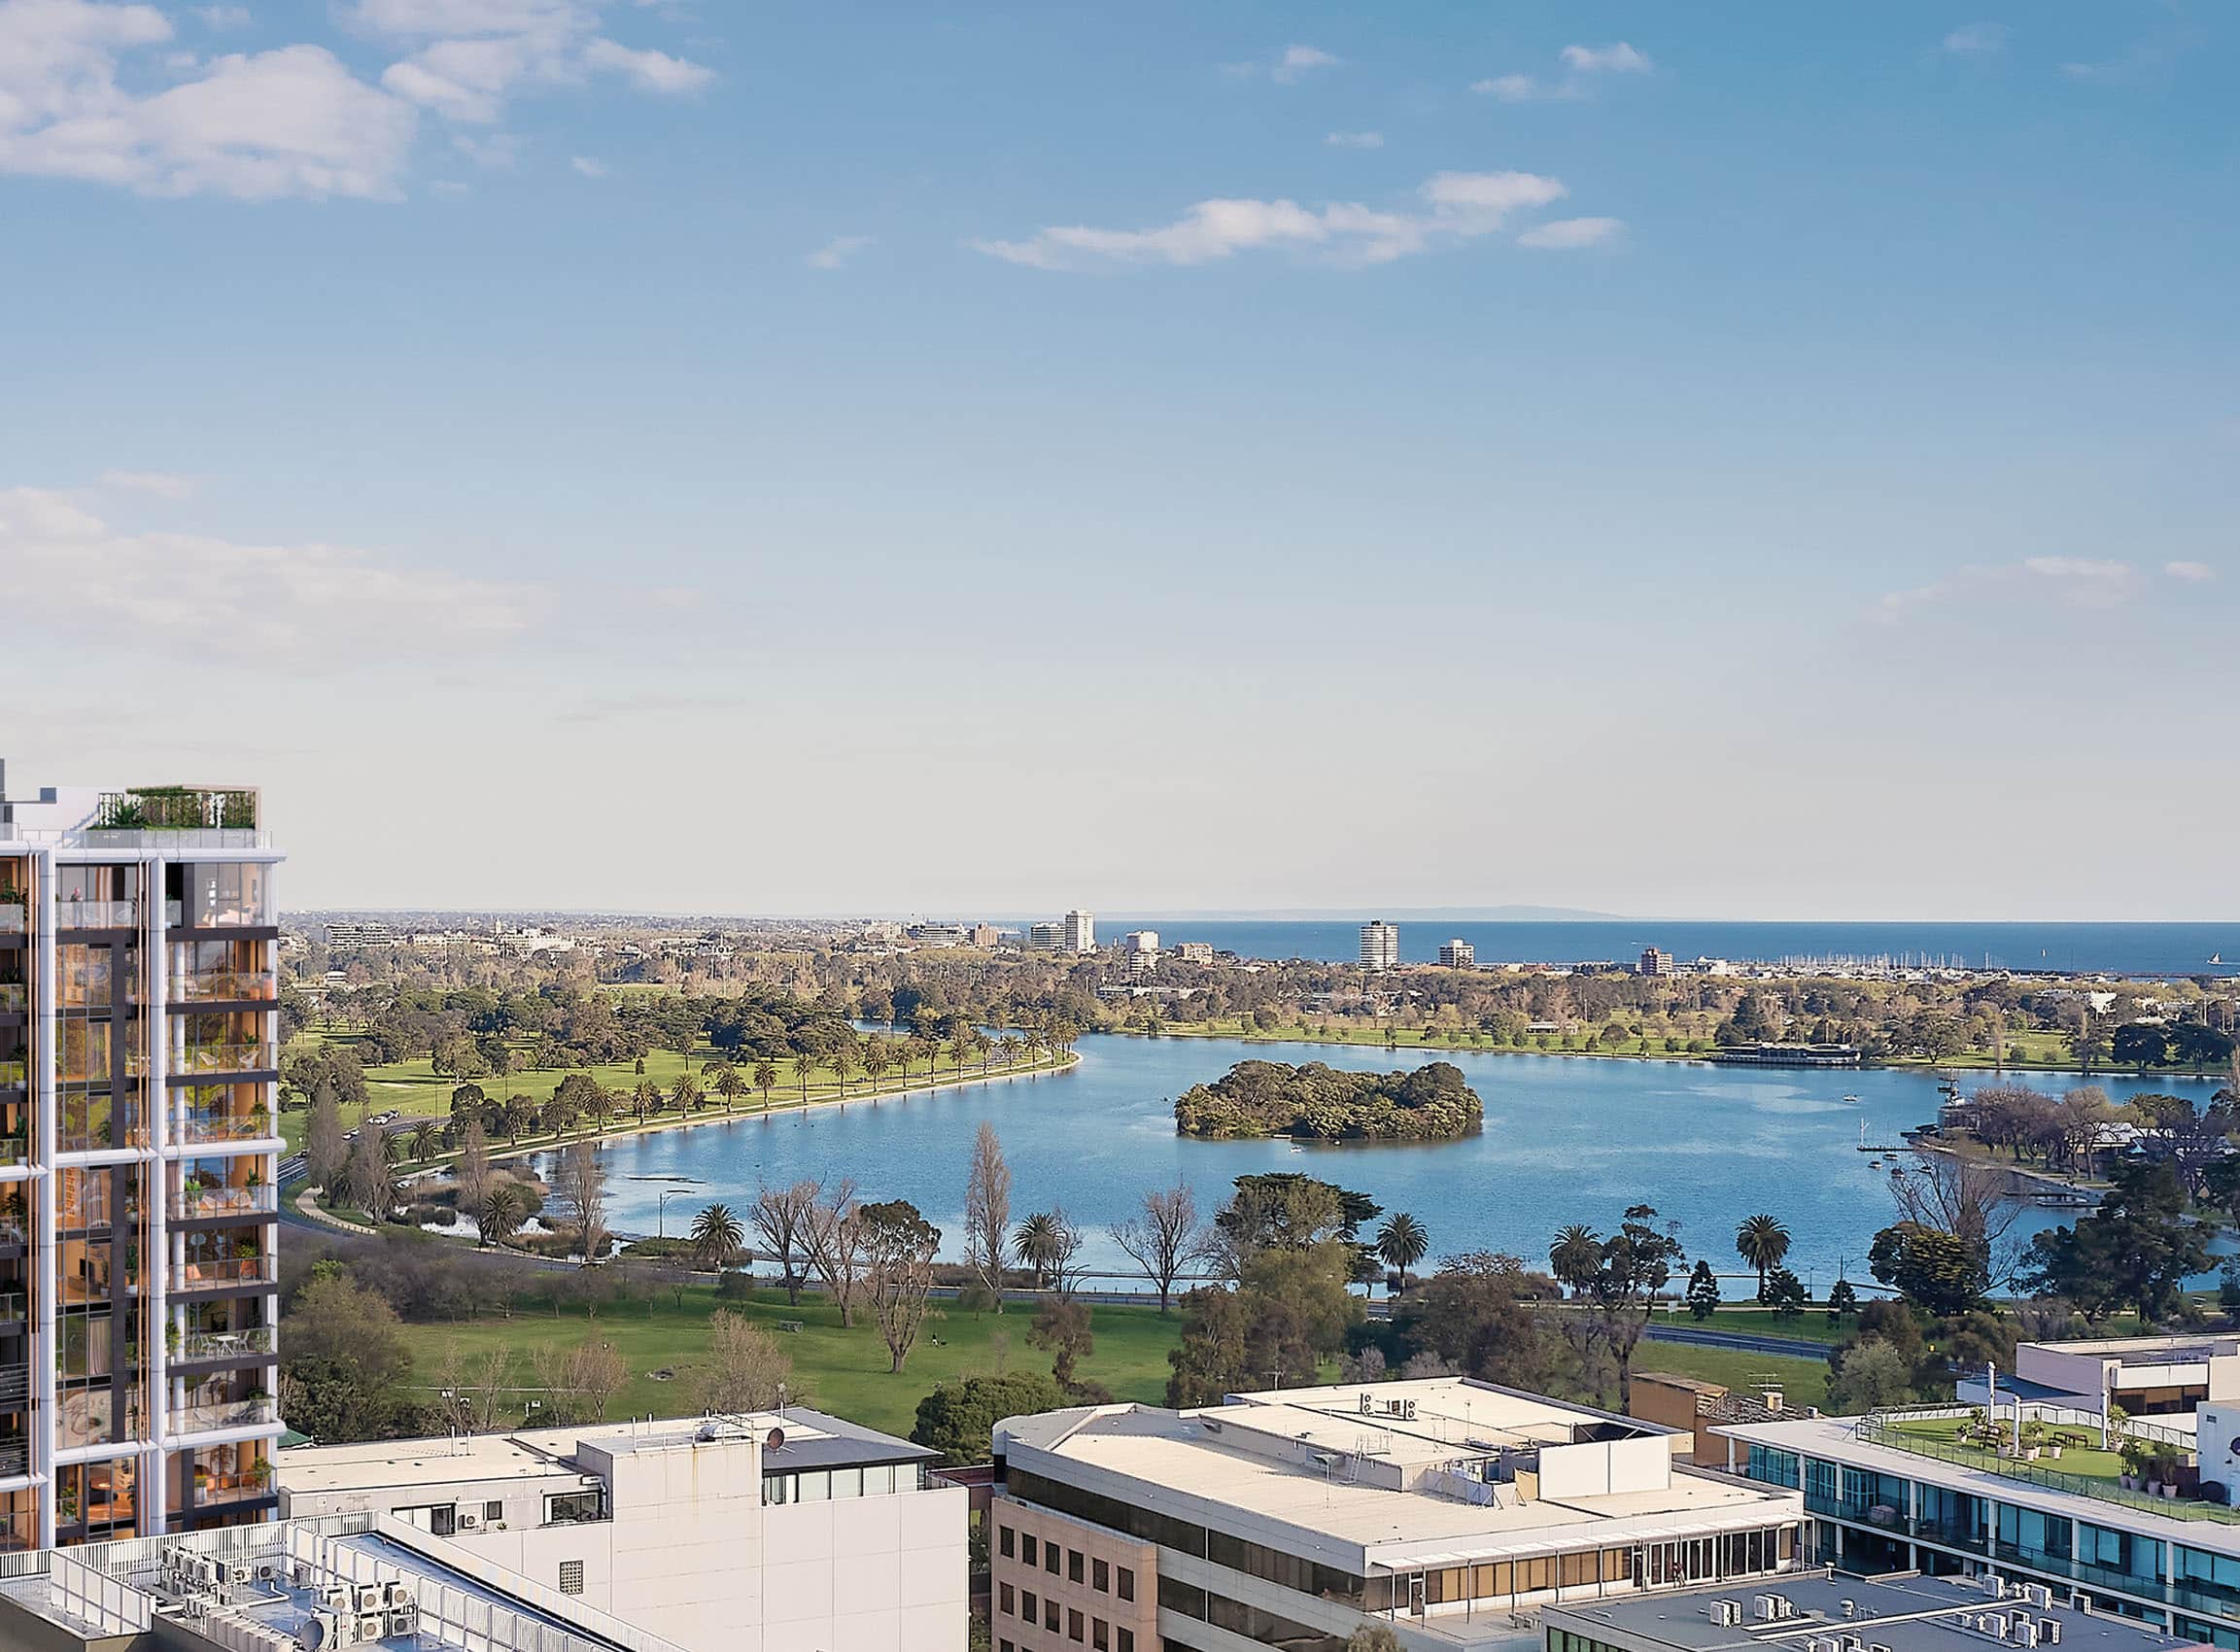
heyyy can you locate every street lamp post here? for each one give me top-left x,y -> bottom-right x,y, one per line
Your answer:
659,1187 -> 693,1238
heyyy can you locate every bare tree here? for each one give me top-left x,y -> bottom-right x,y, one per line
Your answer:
1112,1183 -> 1213,1314
752,1181 -> 820,1307
469,1343 -> 514,1430
698,1310 -> 794,1414
550,1140 -> 609,1264
571,1337 -> 629,1421
801,1178 -> 866,1327
455,1119 -> 493,1218
963,1121 -> 1012,1312
1898,1147 -> 2025,1284
345,1122 -> 395,1219
858,1200 -> 941,1373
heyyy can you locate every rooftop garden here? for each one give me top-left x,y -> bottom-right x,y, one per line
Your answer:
1866,1408 -> 2240,1523
94,788 -> 258,831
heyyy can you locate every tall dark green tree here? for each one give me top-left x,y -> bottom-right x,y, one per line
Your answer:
1685,1259 -> 1721,1321
2021,1161 -> 2209,1323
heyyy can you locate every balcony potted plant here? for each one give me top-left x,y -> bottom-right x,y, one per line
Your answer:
163,1322 -> 180,1357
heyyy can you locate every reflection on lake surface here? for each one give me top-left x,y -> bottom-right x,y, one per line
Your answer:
570,1037 -> 2219,1291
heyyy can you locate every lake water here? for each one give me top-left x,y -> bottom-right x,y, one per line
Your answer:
575,1036 -> 2226,1292
1071,918 -> 2240,977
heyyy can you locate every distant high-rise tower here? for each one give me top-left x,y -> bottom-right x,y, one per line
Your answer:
1639,946 -> 1673,978
1063,911 -> 1096,954
1438,939 -> 1475,969
2,768 -> 284,1548
1360,921 -> 1400,973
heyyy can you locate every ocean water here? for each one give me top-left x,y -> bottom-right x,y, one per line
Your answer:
1071,919 -> 2239,977
574,1035 -> 2224,1291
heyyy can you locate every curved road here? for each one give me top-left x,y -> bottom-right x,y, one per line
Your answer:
1642,1323 -> 1831,1360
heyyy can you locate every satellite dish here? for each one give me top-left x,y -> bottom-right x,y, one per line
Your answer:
765,1428 -> 786,1454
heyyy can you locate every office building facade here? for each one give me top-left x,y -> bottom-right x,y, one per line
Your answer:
1439,939 -> 1476,969
1064,911 -> 1096,954
993,1378 -> 1805,1652
1361,921 -> 1401,972
278,1409 -> 969,1652
1,770 -> 284,1552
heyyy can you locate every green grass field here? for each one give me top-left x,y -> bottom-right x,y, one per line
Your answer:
1633,1344 -> 1830,1410
282,1028 -> 1067,1158
392,1283 -> 1185,1440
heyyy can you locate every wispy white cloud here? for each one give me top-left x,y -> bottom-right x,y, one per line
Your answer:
194,4 -> 251,27
2166,561 -> 2216,583
805,234 -> 874,269
569,153 -> 608,177
0,485 -> 538,658
0,2 -> 418,200
579,37 -> 713,93
1224,43 -> 1341,84
1325,130 -> 1383,149
974,169 -> 1598,271
1876,556 -> 2178,620
1517,215 -> 1623,250
96,468 -> 196,499
1560,42 -> 1651,74
1942,22 -> 2009,55
1472,42 -> 1651,102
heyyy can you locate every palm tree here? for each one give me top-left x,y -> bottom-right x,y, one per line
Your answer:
1375,1213 -> 1431,1296
688,1202 -> 745,1274
862,1039 -> 892,1093
476,1182 -> 528,1248
794,1050 -> 819,1106
1549,1223 -> 1602,1291
998,1035 -> 1024,1071
972,1031 -> 994,1074
586,1084 -> 616,1134
1014,1212 -> 1065,1291
948,1032 -> 973,1078
670,1074 -> 702,1115
751,1060 -> 777,1111
409,1119 -> 439,1165
1735,1214 -> 1792,1303
714,1068 -> 745,1113
832,1045 -> 860,1100
631,1079 -> 660,1125
908,1032 -> 938,1085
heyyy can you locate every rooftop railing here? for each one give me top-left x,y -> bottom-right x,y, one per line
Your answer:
1855,1412 -> 2240,1524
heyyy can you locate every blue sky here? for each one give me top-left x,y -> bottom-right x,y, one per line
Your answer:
2,0 -> 2234,917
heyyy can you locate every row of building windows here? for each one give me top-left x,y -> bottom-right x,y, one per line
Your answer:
995,1583 -> 1135,1651
996,1522 -> 1136,1600
1156,1576 -> 1347,1652
760,1462 -> 928,1504
1549,1632 -> 1627,1652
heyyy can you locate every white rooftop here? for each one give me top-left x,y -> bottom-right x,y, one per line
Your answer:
1000,1378 -> 1801,1573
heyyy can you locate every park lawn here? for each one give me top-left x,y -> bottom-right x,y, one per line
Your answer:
280,1029 -> 1060,1160
1631,1344 -> 1829,1411
1686,1307 -> 1852,1345
392,1284 -> 1185,1441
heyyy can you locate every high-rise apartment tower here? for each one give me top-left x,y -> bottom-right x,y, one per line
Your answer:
0,767 -> 284,1551
1360,920 -> 1400,972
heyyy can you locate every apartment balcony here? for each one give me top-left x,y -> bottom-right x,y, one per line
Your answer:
0,908 -> 25,937
0,985 -> 23,1013
192,1464 -> 276,1507
171,1183 -> 277,1222
175,1109 -> 276,1147
170,970 -> 277,1005
178,1325 -> 275,1361
163,898 -> 274,930
174,1394 -> 276,1435
56,900 -> 141,930
170,1042 -> 276,1077
0,1291 -> 27,1326
0,1060 -> 26,1088
171,1256 -> 275,1292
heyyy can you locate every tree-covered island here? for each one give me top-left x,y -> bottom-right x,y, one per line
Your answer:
1174,1059 -> 1483,1142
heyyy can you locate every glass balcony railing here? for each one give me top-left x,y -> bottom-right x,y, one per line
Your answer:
174,1395 -> 276,1434
55,901 -> 141,929
176,1110 -> 276,1146
172,1256 -> 274,1291
192,1464 -> 275,1504
172,1043 -> 275,1075
179,1326 -> 274,1359
171,971 -> 276,1004
0,908 -> 26,936
0,1061 -> 27,1088
0,1292 -> 27,1325
171,1184 -> 276,1222
0,985 -> 24,1012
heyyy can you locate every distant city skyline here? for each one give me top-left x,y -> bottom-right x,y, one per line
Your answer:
3,1 -> 2232,917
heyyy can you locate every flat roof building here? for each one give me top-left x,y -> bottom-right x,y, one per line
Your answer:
1362,921 -> 1401,973
2,768 -> 286,1552
1441,939 -> 1477,970
277,1409 -> 968,1652
1545,1568 -> 2217,1652
992,1377 -> 1805,1651
1716,1374 -> 2240,1650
